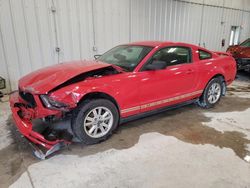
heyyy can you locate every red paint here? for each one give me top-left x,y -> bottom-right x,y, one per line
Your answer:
19,60 -> 111,94
227,38 -> 250,58
10,41 -> 237,149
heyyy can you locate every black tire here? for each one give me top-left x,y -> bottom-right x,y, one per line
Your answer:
197,77 -> 224,108
71,99 -> 119,144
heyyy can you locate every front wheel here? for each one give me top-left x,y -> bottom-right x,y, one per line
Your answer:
71,99 -> 119,144
197,77 -> 223,108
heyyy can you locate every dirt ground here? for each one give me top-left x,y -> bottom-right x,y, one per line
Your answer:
1,71 -> 250,188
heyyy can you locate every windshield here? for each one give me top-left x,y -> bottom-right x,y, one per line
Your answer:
98,45 -> 153,72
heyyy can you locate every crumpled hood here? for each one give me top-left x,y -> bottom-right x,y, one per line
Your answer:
19,60 -> 112,94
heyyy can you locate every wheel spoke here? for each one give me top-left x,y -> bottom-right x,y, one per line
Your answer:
210,85 -> 214,92
101,122 -> 109,128
212,95 -> 216,102
88,126 -> 96,134
100,126 -> 105,133
212,84 -> 216,91
208,95 -> 212,102
215,87 -> 220,93
93,127 -> 98,135
102,111 -> 109,118
85,122 -> 93,127
211,95 -> 214,102
93,109 -> 98,117
102,116 -> 111,121
86,117 -> 94,122
97,108 -> 102,115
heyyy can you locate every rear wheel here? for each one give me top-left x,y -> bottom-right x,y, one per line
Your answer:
197,77 -> 223,108
72,99 -> 119,144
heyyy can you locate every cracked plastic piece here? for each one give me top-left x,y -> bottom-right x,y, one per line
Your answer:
30,142 -> 65,160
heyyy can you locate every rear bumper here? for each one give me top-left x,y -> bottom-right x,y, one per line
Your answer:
10,92 -> 66,150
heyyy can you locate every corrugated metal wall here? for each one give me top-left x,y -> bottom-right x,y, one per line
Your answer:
131,0 -> 250,50
131,0 -> 203,44
0,0 -> 250,91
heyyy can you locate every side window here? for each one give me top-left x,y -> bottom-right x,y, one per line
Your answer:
150,47 -> 192,67
199,50 -> 212,60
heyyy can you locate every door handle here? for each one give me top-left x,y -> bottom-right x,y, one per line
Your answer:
186,69 -> 194,74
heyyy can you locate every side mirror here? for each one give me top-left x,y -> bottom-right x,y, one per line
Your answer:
94,54 -> 101,60
145,60 -> 167,70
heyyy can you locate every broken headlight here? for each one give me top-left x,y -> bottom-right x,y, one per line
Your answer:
40,95 -> 68,110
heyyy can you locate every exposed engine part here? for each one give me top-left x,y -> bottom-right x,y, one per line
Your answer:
50,66 -> 120,93
91,66 -> 119,78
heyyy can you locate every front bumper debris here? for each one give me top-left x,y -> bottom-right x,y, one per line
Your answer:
10,91 -> 72,159
30,141 -> 66,160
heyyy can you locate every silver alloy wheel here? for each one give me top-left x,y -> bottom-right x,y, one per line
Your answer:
207,82 -> 221,104
83,107 -> 114,138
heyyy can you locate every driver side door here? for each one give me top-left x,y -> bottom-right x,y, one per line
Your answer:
138,46 -> 198,113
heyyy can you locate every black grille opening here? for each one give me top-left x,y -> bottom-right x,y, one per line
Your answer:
19,89 -> 36,108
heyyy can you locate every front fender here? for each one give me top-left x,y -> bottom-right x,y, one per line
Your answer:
48,79 -> 119,109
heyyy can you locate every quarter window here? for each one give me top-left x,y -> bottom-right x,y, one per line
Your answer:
199,50 -> 212,60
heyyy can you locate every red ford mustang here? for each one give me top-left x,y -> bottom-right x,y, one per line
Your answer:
10,41 -> 236,159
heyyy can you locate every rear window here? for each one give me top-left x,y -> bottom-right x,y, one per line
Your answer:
199,50 -> 212,60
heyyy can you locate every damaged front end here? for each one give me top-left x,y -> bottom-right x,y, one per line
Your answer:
10,90 -> 73,159
10,65 -> 120,159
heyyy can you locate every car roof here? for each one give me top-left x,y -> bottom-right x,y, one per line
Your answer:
128,41 -> 171,47
127,41 -> 199,49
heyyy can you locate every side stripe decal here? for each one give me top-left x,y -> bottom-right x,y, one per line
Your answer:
121,90 -> 203,114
